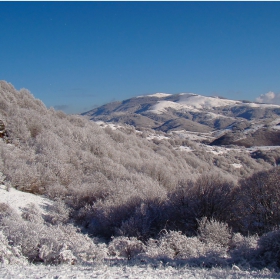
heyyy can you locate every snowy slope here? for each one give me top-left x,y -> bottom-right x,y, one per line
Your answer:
178,94 -> 241,108
83,92 -> 280,134
148,94 -> 280,115
0,185 -> 53,215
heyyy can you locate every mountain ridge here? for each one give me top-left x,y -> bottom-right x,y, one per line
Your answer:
82,93 -> 280,147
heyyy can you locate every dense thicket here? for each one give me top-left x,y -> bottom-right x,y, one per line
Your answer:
1,81 -> 280,270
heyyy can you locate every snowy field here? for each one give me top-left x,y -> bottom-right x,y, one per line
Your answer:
1,262 -> 279,279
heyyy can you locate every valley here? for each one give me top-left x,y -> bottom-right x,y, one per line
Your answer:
1,81 -> 280,278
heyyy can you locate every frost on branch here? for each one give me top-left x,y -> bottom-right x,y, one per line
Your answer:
108,236 -> 146,260
0,231 -> 26,265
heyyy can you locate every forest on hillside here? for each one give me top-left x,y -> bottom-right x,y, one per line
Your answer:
1,81 -> 280,272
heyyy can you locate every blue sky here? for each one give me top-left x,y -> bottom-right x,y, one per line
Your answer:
1,1 -> 280,114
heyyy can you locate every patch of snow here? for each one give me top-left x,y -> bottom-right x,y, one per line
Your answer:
178,95 -> 241,109
107,123 -> 123,130
206,145 -> 244,155
272,125 -> 280,130
212,128 -> 232,138
244,124 -> 264,134
95,120 -> 106,125
148,101 -> 190,114
171,130 -> 213,141
95,121 -> 123,130
146,134 -> 169,141
270,118 -> 280,125
205,112 -> 234,120
209,149 -> 226,155
176,146 -> 193,152
0,185 -> 53,215
148,95 -> 241,114
231,163 -> 242,168
247,146 -> 280,152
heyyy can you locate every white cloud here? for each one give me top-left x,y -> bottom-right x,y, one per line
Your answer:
256,91 -> 280,105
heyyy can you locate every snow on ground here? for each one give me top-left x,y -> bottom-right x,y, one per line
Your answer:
95,121 -> 124,130
247,146 -> 280,152
204,145 -> 244,155
205,112 -> 235,120
146,134 -> 169,141
148,101 -> 197,114
270,118 -> 280,126
212,128 -> 232,138
171,130 -> 214,142
272,125 -> 280,130
0,262 -> 279,279
175,146 -> 193,152
209,149 -> 226,155
244,124 -> 264,134
0,185 -> 52,215
231,163 -> 243,169
178,95 -> 241,109
148,95 -> 244,115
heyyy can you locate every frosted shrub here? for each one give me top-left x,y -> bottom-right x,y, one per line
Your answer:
0,231 -> 26,265
257,229 -> 280,268
230,233 -> 258,266
1,217 -> 42,262
145,230 -> 230,267
0,202 -> 18,221
117,200 -> 168,240
236,167 -> 280,235
37,224 -> 107,264
198,217 -> 232,247
1,213 -> 106,264
108,236 -> 146,260
0,171 -> 5,184
21,203 -> 44,224
44,199 -> 70,225
146,231 -> 207,261
168,175 -> 235,235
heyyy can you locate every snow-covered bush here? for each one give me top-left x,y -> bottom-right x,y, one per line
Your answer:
235,166 -> 280,235
1,216 -> 42,262
0,231 -> 26,265
257,229 -> 280,268
198,217 -> 232,247
117,200 -> 169,240
108,236 -> 146,260
0,202 -> 18,221
1,213 -> 107,264
39,224 -> 108,264
145,231 -> 204,260
229,233 -> 258,266
21,203 -> 44,224
145,230 -> 228,267
44,199 -> 70,225
0,172 -> 6,184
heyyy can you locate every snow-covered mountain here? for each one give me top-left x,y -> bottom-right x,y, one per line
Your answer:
83,93 -> 280,148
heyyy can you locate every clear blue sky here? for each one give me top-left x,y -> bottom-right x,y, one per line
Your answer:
1,1 -> 280,114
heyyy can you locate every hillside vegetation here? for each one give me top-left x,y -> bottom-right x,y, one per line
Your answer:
1,81 -> 280,273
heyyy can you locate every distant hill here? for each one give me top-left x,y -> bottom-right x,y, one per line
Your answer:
82,93 -> 280,148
